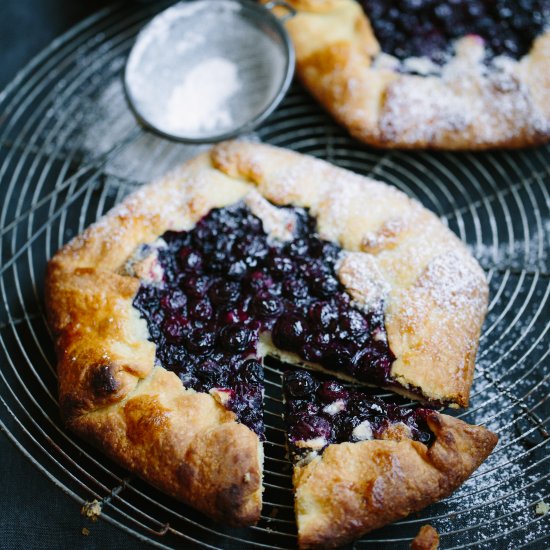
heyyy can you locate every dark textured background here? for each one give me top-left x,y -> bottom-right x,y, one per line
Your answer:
0,2 -> 147,548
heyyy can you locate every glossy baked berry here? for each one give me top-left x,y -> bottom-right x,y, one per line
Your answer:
182,275 -> 210,298
219,324 -> 256,353
268,255 -> 294,277
209,280 -> 240,305
160,289 -> 186,311
239,359 -> 264,383
284,370 -> 318,398
188,298 -> 213,321
162,315 -> 188,343
178,247 -> 203,272
183,329 -> 215,354
308,302 -> 339,330
282,277 -> 309,300
318,380 -> 348,402
272,316 -> 308,350
292,416 -> 332,442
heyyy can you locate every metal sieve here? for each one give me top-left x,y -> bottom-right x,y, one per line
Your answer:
124,0 -> 295,142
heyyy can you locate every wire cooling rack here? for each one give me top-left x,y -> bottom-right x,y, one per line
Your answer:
0,2 -> 549,548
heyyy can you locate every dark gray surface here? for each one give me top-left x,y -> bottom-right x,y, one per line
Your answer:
0,1 -> 148,548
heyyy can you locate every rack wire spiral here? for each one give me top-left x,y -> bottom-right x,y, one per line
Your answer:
0,2 -> 548,548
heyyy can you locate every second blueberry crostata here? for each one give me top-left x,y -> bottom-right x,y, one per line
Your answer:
269,0 -> 550,149
45,142 -> 494,542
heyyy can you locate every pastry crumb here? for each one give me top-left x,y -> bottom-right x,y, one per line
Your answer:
82,527 -> 90,536
81,499 -> 103,522
411,524 -> 439,550
535,500 -> 549,516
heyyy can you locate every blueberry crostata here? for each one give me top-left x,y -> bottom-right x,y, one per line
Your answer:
45,142 -> 495,543
268,0 -> 550,149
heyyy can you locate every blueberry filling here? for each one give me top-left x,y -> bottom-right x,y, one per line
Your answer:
133,202 -> 394,437
361,0 -> 548,65
283,370 -> 434,463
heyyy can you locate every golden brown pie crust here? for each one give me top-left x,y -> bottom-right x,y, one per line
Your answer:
46,141 -> 488,526
293,413 -> 498,549
267,0 -> 550,150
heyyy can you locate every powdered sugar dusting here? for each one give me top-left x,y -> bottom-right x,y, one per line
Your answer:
377,37 -> 550,146
244,189 -> 297,242
468,228 -> 550,273
337,251 -> 390,311
395,250 -> 487,344
431,403 -> 549,548
149,56 -> 242,135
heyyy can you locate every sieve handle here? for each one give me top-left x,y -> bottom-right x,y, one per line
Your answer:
264,0 -> 297,23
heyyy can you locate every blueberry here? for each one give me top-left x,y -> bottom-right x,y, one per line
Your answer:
246,270 -> 274,292
223,307 -> 250,325
133,284 -> 160,312
311,274 -> 339,298
158,343 -> 188,367
268,255 -> 294,277
352,345 -> 393,382
292,416 -> 332,442
434,4 -> 452,20
360,0 -> 542,62
209,280 -> 240,305
272,316 -> 308,350
162,315 -> 188,343
239,359 -> 264,383
298,259 -> 324,281
309,239 -> 340,263
178,247 -> 203,272
308,302 -> 338,330
284,370 -> 317,398
236,236 -> 268,262
311,331 -> 332,348
197,359 -> 225,387
300,343 -> 324,363
227,260 -> 247,280
183,329 -> 215,354
283,277 -> 309,299
251,293 -> 284,318
306,238 -> 325,258
350,396 -> 384,419
339,310 -> 369,340
160,289 -> 186,311
182,275 -> 210,298
163,230 -> 190,250
318,381 -> 348,402
219,324 -> 256,353
287,402 -> 321,428
188,298 -> 213,321
322,345 -> 353,372
178,371 -> 198,388
287,238 -> 309,257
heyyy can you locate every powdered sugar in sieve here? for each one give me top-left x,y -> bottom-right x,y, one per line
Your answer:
124,0 -> 295,142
